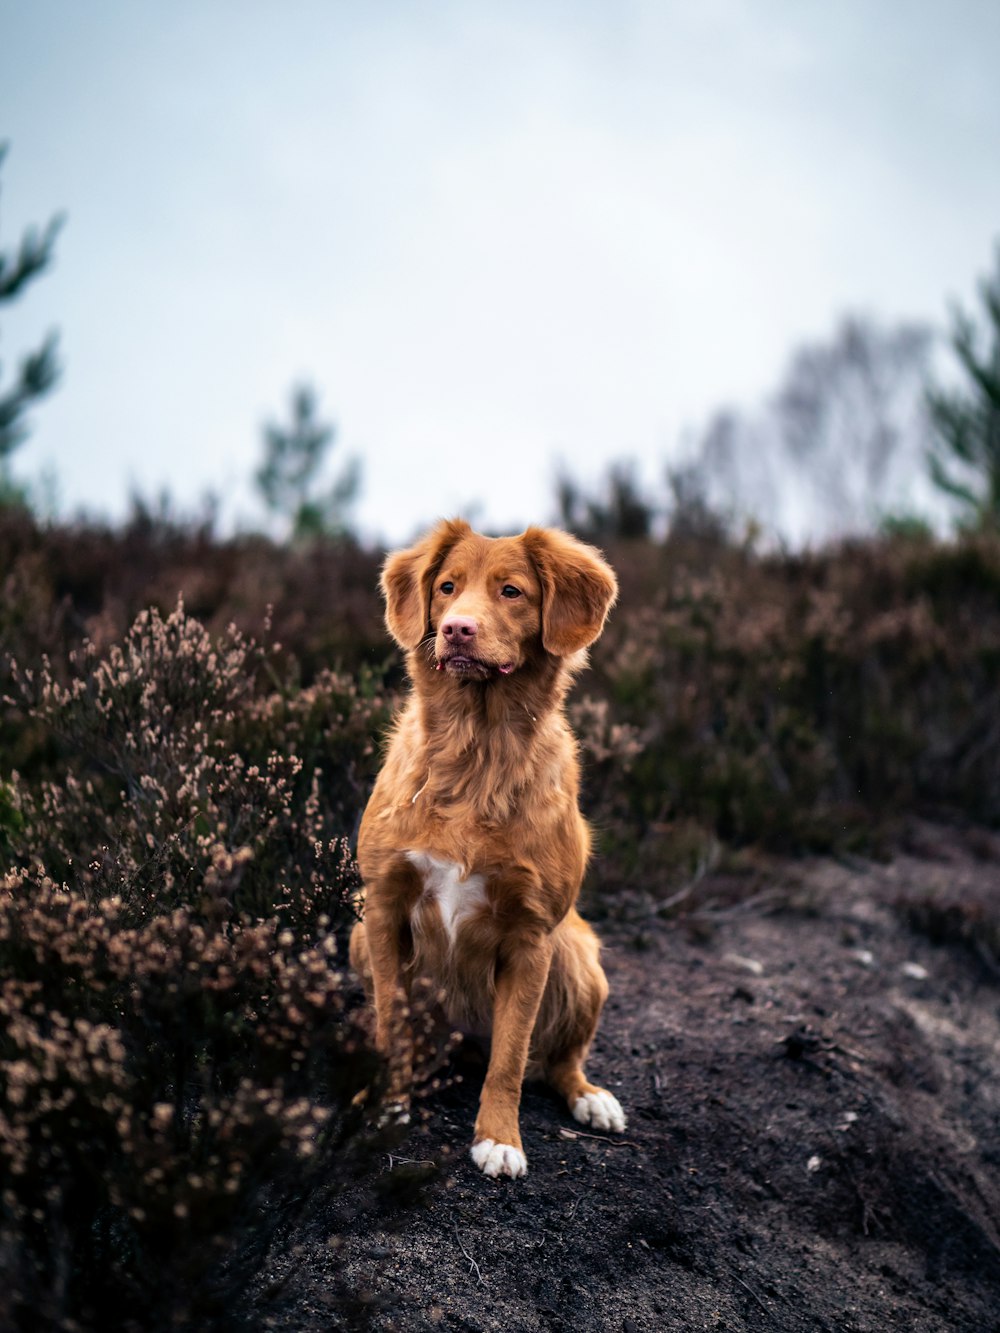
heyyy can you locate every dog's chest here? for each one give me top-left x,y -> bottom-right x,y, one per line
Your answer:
405,851 -> 487,946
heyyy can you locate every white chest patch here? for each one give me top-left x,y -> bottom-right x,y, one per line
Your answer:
406,851 -> 487,947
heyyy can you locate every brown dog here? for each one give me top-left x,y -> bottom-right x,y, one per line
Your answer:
350,519 -> 625,1178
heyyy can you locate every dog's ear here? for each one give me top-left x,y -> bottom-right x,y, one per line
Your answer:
381,518 -> 472,649
522,527 -> 618,656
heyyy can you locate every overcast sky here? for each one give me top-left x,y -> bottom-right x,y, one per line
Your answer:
3,0 -> 999,542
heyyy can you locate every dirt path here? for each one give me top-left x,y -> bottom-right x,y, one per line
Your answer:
260,831 -> 1000,1332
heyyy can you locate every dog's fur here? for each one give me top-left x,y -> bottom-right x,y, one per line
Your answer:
350,519 -> 626,1178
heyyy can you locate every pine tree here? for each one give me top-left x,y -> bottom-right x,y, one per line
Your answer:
927,245 -> 1000,529
0,144 -> 64,505
255,383 -> 360,539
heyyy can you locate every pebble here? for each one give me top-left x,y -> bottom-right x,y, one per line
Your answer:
722,952 -> 764,976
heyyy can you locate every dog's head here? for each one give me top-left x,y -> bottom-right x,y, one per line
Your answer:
381,520 -> 618,681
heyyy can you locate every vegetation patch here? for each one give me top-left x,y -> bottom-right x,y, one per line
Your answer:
0,600 -> 441,1330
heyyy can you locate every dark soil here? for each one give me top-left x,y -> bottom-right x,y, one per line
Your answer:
257,825 -> 1000,1332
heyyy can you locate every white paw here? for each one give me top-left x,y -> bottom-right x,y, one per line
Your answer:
470,1138 -> 528,1179
572,1089 -> 627,1133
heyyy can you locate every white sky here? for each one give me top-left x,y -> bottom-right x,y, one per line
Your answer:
2,0 -> 999,542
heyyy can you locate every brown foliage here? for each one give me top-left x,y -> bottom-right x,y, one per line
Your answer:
0,591 -> 423,1331
574,531 -> 1000,882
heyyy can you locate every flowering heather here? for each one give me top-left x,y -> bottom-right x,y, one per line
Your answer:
0,601 -> 434,1331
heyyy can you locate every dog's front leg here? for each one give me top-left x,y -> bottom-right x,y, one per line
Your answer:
471,931 -> 553,1179
362,862 -> 422,1118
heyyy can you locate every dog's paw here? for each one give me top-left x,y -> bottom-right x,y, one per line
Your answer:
470,1138 -> 528,1179
572,1089 -> 627,1133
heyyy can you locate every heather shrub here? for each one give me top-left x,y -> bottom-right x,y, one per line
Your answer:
578,532 -> 1000,874
4,509 -> 999,895
0,602 -> 430,1331
5,603 -> 391,907
0,508 -> 387,780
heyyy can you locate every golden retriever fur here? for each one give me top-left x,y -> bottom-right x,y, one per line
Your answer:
350,519 -> 626,1178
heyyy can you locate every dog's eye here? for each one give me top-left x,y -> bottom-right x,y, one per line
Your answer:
501,585 -> 522,599
439,581 -> 454,595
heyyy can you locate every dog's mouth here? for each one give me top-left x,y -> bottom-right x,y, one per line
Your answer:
436,653 -> 516,678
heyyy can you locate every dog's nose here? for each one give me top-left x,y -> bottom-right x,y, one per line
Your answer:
441,615 -> 478,640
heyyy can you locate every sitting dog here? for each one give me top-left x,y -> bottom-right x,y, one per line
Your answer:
350,519 -> 626,1178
